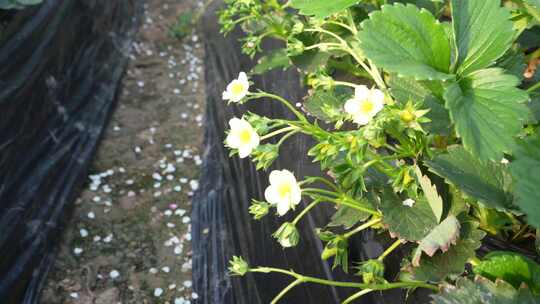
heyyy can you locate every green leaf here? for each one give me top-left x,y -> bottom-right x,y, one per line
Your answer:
414,165 -> 444,222
450,0 -> 515,76
412,215 -> 461,266
388,75 -> 452,135
290,51 -> 330,73
413,217 -> 485,282
433,276 -> 540,304
251,49 -> 291,75
290,0 -> 358,18
388,74 -> 431,103
425,145 -> 513,211
378,189 -> 438,241
447,185 -> 469,217
509,133 -> 540,228
524,0 -> 540,24
474,251 -> 540,293
358,3 -> 453,81
528,96 -> 540,123
328,205 -> 371,229
497,47 -> 526,81
304,88 -> 350,122
526,0 -> 540,10
444,68 -> 530,161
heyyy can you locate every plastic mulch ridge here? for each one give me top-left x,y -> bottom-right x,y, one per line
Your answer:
0,1 -> 140,302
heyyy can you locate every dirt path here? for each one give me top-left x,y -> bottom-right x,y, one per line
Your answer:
41,1 -> 205,303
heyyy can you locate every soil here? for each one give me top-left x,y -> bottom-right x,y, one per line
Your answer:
41,0 -> 206,303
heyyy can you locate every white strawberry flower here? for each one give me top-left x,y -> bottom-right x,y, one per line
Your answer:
264,170 -> 302,216
344,85 -> 385,125
223,72 -> 250,102
225,117 -> 260,158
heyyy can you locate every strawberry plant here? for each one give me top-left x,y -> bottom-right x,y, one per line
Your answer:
219,0 -> 540,302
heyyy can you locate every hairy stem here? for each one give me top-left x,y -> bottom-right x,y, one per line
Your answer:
292,199 -> 322,225
303,176 -> 341,193
342,289 -> 374,304
270,279 -> 303,304
344,218 -> 382,239
261,126 -> 299,141
251,92 -> 307,123
377,239 -> 402,261
527,82 -> 540,93
251,267 -> 438,292
302,188 -> 340,198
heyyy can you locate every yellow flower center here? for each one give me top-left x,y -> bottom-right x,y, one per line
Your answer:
278,183 -> 292,198
400,110 -> 416,123
231,82 -> 245,95
360,100 -> 374,114
239,129 -> 252,144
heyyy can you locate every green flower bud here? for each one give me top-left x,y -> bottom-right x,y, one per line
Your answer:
273,222 -> 300,248
291,22 -> 304,35
249,200 -> 270,220
356,259 -> 385,284
287,38 -> 305,56
229,256 -> 249,276
321,245 -> 338,260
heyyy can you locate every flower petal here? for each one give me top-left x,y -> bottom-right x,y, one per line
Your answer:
264,185 -> 279,205
250,131 -> 260,147
290,187 -> 302,206
353,113 -> 371,125
269,170 -> 284,185
354,85 -> 370,100
225,133 -> 240,149
370,89 -> 385,105
344,98 -> 360,116
222,90 -> 231,100
276,200 -> 290,216
228,117 -> 243,129
279,170 -> 297,184
238,146 -> 252,158
238,71 -> 248,83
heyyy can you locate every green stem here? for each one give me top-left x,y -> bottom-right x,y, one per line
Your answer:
302,188 -> 340,198
303,176 -> 341,193
365,149 -> 395,173
251,267 -> 438,291
251,92 -> 307,123
341,45 -> 387,90
362,154 -> 401,170
377,239 -> 402,261
334,80 -> 360,88
292,200 -> 321,225
342,289 -> 374,304
344,218 -> 382,239
325,20 -> 355,33
305,193 -> 380,216
304,28 -> 349,45
271,279 -> 303,304
261,126 -> 299,141
231,15 -> 255,27
305,42 -> 343,51
281,0 -> 291,9
527,82 -> 540,93
346,9 -> 358,34
277,129 -> 300,146
367,60 -> 387,90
